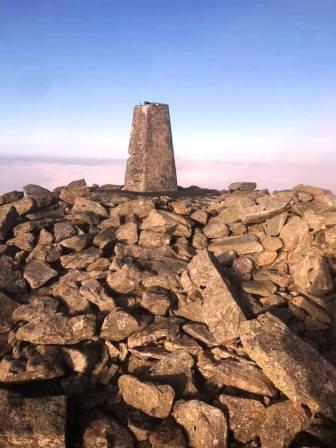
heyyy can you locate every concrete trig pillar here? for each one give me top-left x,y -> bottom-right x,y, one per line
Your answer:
124,102 -> 178,192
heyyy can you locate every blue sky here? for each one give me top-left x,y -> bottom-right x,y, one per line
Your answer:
1,0 -> 336,163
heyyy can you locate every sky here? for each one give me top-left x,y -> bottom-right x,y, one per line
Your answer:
1,0 -> 336,191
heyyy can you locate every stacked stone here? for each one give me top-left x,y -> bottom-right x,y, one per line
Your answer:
0,180 -> 336,446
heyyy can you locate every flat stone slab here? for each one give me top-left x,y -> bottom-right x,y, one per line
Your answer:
188,250 -> 246,344
240,312 -> 336,419
0,390 -> 66,447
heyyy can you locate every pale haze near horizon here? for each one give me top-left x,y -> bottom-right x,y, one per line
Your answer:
1,1 -> 336,192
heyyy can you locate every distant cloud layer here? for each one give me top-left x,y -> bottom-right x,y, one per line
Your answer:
0,156 -> 334,193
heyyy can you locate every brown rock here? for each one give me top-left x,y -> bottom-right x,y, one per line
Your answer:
92,227 -> 115,248
188,251 -> 246,344
190,209 -> 208,225
291,295 -> 331,323
203,221 -> 229,239
60,234 -> 90,251
62,342 -> 101,374
240,312 -> 336,419
101,309 -> 152,341
28,243 -> 62,263
107,264 -> 142,294
80,279 -> 116,312
150,350 -> 198,397
139,229 -> 171,247
0,291 -> 19,333
7,230 -> 35,251
229,182 -> 256,191
16,312 -> 96,345
118,374 -> 175,418
241,280 -> 277,297
60,247 -> 101,269
149,417 -> 187,448
116,222 -> 138,244
261,236 -> 283,251
259,400 -> 310,448
0,205 -> 18,240
23,184 -> 56,207
0,190 -> 23,205
172,399 -> 228,448
110,197 -> 155,219
0,344 -> 64,383
209,234 -> 263,257
127,317 -> 182,348
82,411 -> 134,448
265,212 -> 288,236
24,259 -> 58,288
72,197 -> 108,217
124,103 -> 177,192
216,394 -> 265,443
59,185 -> 89,204
291,254 -> 333,296
182,322 -> 217,347
197,354 -> 277,397
280,216 -> 310,250
141,209 -> 191,237
0,390 -> 66,447
54,222 -> 76,242
13,196 -> 35,215
141,290 -> 171,315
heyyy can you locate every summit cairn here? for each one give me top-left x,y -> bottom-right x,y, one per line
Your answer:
124,102 -> 178,193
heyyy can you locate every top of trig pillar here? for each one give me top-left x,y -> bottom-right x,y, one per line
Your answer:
124,102 -> 178,193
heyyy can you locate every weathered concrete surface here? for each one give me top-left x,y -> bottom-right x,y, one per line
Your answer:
124,103 -> 178,192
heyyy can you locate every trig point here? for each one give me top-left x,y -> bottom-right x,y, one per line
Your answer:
124,102 -> 178,193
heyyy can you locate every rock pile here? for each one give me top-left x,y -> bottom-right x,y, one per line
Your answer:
1,180 -> 336,447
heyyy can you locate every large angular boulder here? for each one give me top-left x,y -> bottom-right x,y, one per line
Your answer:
187,251 -> 246,343
240,312 -> 336,419
0,390 -> 66,447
